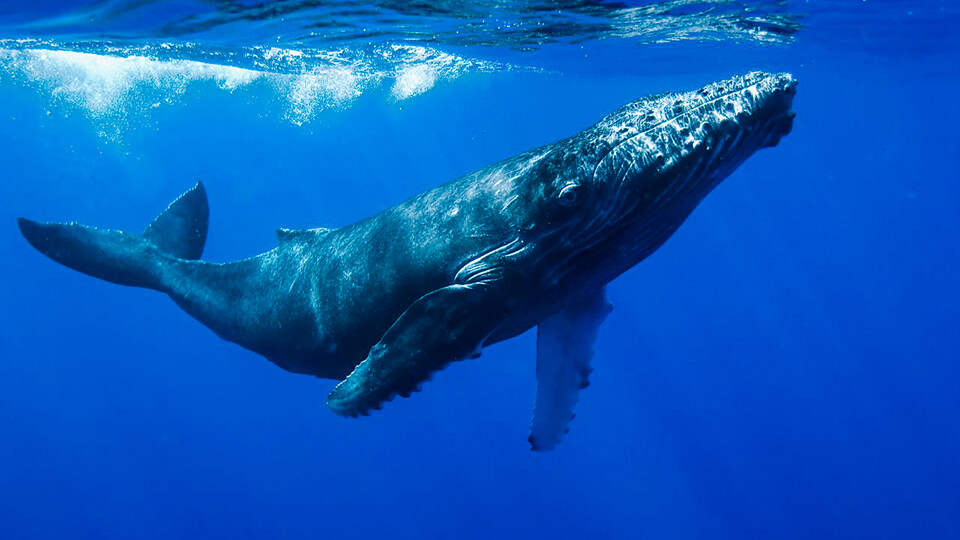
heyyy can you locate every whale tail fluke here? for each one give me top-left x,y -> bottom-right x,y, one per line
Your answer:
17,182 -> 209,292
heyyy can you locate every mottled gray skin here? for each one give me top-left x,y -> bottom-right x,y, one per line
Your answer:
19,71 -> 796,425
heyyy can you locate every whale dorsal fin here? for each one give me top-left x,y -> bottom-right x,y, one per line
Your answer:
529,287 -> 612,451
276,227 -> 331,244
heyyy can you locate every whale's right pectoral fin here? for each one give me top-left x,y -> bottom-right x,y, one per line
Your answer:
327,283 -> 510,417
529,288 -> 612,451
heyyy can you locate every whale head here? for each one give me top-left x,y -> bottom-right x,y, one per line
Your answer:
522,71 -> 797,293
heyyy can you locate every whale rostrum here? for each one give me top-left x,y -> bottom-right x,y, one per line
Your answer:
18,71 -> 797,450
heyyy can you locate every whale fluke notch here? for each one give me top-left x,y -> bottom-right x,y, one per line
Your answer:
143,181 -> 208,260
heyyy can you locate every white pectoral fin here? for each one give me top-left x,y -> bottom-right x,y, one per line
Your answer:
529,287 -> 612,451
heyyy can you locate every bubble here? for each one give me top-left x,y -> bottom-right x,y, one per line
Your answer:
0,40 -> 513,138
391,64 -> 439,100
276,67 -> 368,125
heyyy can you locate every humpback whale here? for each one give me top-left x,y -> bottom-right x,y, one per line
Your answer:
18,71 -> 797,450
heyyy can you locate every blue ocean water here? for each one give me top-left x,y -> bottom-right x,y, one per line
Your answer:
0,1 -> 958,538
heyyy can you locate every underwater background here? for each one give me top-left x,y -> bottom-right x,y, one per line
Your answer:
0,1 -> 958,538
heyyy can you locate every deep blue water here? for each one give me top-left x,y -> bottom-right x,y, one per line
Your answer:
1,1 -> 959,538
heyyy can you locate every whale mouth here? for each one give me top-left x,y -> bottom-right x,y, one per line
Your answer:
757,74 -> 798,147
603,71 -> 798,234
766,109 -> 796,147
698,71 -> 797,151
533,71 -> 799,297
584,71 -> 799,230
594,71 -> 798,170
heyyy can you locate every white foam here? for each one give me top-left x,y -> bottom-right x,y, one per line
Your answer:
0,49 -> 262,116
276,67 -> 369,125
392,64 -> 439,100
0,42 -> 508,136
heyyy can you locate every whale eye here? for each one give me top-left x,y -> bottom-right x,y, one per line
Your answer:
557,183 -> 581,207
